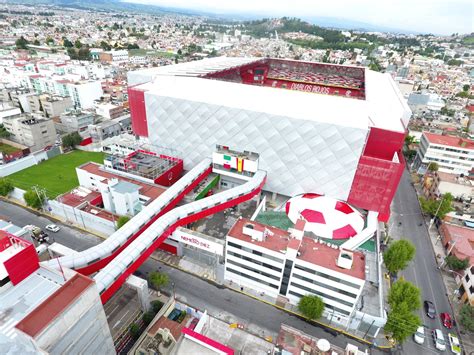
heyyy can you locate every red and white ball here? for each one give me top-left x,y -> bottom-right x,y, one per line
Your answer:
285,193 -> 364,239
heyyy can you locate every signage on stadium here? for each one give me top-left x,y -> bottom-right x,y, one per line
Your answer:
171,227 -> 224,255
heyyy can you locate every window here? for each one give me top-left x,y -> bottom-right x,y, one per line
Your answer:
465,274 -> 470,283
227,241 -> 283,263
292,273 -> 358,298
288,290 -> 350,315
227,251 -> 282,272
470,285 -> 474,295
226,259 -> 280,281
290,282 -> 355,308
294,264 -> 361,289
226,267 -> 278,289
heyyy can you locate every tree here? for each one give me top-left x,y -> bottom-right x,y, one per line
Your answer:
74,39 -> 82,49
0,178 -> 14,197
143,311 -> 155,325
33,39 -> 40,46
427,162 -> 439,172
297,294 -> 325,320
62,132 -> 82,149
151,300 -> 164,313
148,271 -> 169,290
388,279 -> 421,311
0,124 -> 10,138
445,255 -> 469,271
117,216 -> 130,229
15,36 -> 29,50
404,135 -> 415,145
419,193 -> 453,219
77,48 -> 91,60
63,38 -> 73,48
100,40 -> 111,51
127,43 -> 139,50
45,36 -> 54,45
129,323 -> 140,339
24,189 -> 45,209
459,304 -> 474,332
383,240 -> 416,275
463,84 -> 470,92
385,303 -> 421,343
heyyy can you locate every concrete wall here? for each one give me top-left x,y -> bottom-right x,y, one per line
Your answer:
0,148 -> 59,177
10,187 -> 26,202
49,200 -> 116,235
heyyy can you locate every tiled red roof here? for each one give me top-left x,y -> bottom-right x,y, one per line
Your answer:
424,132 -> 474,150
441,223 -> 474,265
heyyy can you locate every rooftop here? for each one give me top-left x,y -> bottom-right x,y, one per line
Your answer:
129,57 -> 409,133
228,218 -> 366,279
441,222 -> 474,264
78,162 -> 165,200
15,272 -> 94,337
111,180 -> 140,194
424,132 -> 474,150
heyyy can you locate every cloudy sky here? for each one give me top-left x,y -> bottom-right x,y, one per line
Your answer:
127,0 -> 473,35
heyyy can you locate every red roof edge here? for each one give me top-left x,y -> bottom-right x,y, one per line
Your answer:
181,327 -> 234,355
15,272 -> 94,337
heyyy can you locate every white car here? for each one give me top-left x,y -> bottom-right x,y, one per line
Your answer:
432,329 -> 447,351
448,333 -> 461,354
413,326 -> 425,344
45,224 -> 60,233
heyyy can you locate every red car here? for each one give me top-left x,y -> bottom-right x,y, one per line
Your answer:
440,312 -> 453,329
189,318 -> 199,330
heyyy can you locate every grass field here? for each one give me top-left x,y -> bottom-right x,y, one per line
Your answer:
128,48 -> 175,58
0,142 -> 20,155
9,150 -> 104,198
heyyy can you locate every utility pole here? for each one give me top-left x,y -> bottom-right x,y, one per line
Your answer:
429,194 -> 446,229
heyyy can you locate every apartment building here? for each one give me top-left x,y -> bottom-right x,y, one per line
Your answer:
94,102 -> 124,120
88,115 -> 131,142
415,132 -> 474,175
224,218 -> 366,324
26,94 -> 74,118
59,110 -> 95,133
99,50 -> 129,64
423,171 -> 474,200
2,114 -> 56,152
459,265 -> 474,306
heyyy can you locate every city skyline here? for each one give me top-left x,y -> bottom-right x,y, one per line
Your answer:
127,0 -> 473,35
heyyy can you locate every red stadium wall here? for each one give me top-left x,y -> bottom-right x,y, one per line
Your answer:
128,86 -> 148,137
348,152 -> 405,222
4,244 -> 39,285
363,127 -> 405,161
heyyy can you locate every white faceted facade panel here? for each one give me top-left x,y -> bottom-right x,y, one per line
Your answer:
144,94 -> 368,200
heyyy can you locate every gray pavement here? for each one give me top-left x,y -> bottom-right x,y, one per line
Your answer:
388,169 -> 456,355
0,199 -> 102,251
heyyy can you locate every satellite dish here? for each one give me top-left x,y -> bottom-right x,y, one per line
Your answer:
317,338 -> 331,352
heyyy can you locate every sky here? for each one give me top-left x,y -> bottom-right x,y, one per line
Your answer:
126,0 -> 473,35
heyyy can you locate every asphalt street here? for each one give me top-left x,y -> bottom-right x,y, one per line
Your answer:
389,169 -> 456,355
0,199 -> 378,354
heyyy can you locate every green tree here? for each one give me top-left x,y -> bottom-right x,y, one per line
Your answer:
385,303 -> 421,343
63,38 -> 73,48
0,178 -> 14,197
151,300 -> 164,313
404,135 -> 415,145
463,84 -> 470,92
100,40 -> 111,51
143,311 -> 155,325
388,279 -> 421,311
129,323 -> 140,339
459,304 -> 474,332
148,271 -> 169,290
33,39 -> 40,46
117,216 -> 130,229
62,132 -> 82,149
427,162 -> 439,172
445,255 -> 469,271
74,39 -> 82,49
297,294 -> 325,320
77,47 -> 91,60
24,189 -> 45,209
0,124 -> 10,138
419,193 -> 453,219
383,240 -> 416,275
15,36 -> 29,49
45,36 -> 54,45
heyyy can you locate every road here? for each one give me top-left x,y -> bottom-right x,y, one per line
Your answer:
0,200 -> 101,250
0,200 -> 377,354
389,169 -> 454,354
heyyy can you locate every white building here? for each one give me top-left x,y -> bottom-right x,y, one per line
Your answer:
415,132 -> 474,175
68,80 -> 104,109
407,92 -> 445,113
224,218 -> 365,325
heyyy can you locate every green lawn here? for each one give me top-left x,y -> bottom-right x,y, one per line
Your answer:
0,142 -> 20,155
9,150 -> 105,198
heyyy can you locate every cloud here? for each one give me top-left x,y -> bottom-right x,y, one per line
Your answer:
127,0 -> 473,34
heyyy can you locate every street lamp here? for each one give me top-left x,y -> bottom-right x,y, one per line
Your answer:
429,194 -> 446,229
171,282 -> 176,300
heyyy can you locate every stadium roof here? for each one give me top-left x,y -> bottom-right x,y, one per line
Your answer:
129,57 -> 410,133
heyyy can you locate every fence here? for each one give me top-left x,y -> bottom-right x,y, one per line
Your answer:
0,146 -> 61,177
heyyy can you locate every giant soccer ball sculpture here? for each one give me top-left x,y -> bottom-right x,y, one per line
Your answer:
285,193 -> 364,239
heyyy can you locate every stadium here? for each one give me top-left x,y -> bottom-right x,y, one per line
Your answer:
127,57 -> 411,221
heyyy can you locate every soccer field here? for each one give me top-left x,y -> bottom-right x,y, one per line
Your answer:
8,150 -> 105,198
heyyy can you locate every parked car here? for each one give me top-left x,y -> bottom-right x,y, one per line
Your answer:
45,224 -> 60,233
448,333 -> 461,354
440,313 -> 453,329
424,300 -> 436,318
189,318 -> 199,330
413,326 -> 425,344
168,309 -> 181,321
432,329 -> 447,351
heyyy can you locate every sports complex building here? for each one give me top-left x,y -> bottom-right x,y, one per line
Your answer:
128,57 -> 411,221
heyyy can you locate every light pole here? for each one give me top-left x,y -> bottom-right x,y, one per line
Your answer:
171,282 -> 176,300
429,194 -> 446,229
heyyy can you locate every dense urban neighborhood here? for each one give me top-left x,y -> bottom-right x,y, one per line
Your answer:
0,1 -> 473,354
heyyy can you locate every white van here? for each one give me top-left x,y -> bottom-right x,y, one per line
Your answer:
36,244 -> 48,256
